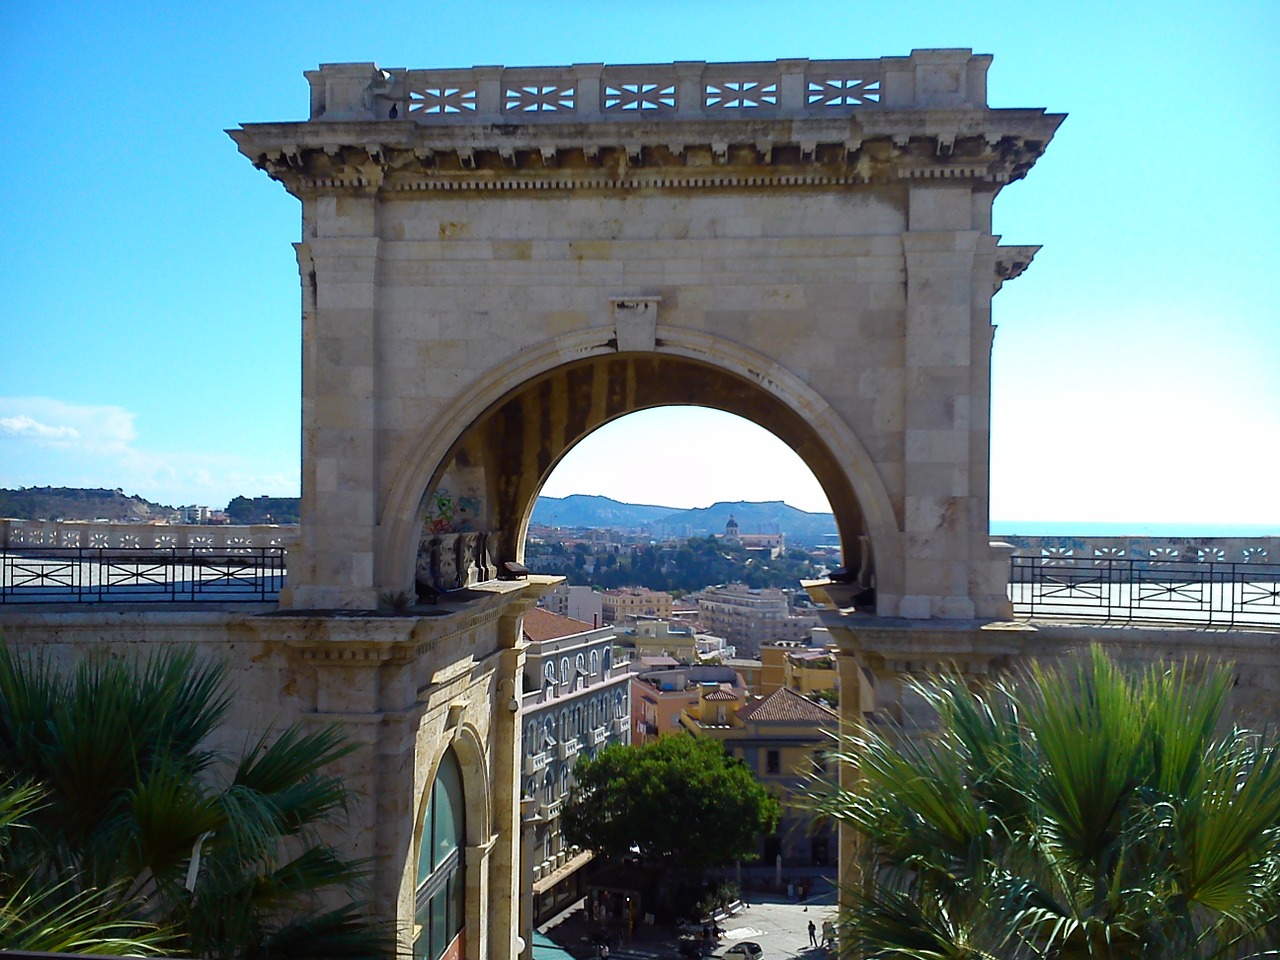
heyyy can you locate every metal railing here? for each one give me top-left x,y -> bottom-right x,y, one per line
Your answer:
1009,556 -> 1280,628
1,547 -> 285,605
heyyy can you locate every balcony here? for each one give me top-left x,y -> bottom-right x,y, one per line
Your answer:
558,738 -> 580,761
590,727 -> 608,746
524,751 -> 548,776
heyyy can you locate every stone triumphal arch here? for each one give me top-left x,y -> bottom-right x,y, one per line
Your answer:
232,50 -> 1062,621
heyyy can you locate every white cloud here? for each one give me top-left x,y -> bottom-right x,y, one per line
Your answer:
0,396 -> 298,506
0,397 -> 135,451
0,414 -> 80,442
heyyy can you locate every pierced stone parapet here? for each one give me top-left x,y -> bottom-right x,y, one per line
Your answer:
304,52 -> 990,125
232,51 -> 1063,200
1001,535 -> 1280,566
0,518 -> 296,552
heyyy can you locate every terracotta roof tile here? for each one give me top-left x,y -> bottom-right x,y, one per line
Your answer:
522,607 -> 595,642
737,686 -> 839,724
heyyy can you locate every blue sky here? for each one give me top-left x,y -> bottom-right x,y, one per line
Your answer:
1,1 -> 1277,528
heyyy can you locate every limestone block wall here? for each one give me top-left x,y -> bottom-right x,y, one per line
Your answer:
0,575 -> 556,960
300,181 -> 1006,619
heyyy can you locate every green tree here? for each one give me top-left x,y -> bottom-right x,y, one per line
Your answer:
816,647 -> 1280,959
562,736 -> 779,889
0,645 -> 389,959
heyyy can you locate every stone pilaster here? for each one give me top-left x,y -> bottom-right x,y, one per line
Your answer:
489,605 -> 532,959
833,642 -> 870,911
292,200 -> 383,610
900,197 -> 981,619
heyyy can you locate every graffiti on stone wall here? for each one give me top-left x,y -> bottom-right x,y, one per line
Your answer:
424,487 -> 483,534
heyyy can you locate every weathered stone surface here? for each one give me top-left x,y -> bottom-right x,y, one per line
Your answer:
230,51 -> 1064,622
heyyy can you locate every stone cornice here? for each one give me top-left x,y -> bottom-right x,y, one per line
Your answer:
229,110 -> 1063,199
247,577 -> 552,664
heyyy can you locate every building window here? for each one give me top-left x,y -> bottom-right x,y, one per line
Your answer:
590,650 -> 600,675
416,750 -> 465,960
766,749 -> 781,774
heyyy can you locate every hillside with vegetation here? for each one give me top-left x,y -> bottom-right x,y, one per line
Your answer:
0,488 -> 302,524
533,495 -> 838,545
0,487 -> 179,522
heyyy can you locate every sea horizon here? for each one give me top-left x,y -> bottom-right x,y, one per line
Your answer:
989,521 -> 1280,538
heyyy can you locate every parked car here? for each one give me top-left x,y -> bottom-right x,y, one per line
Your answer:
722,943 -> 763,960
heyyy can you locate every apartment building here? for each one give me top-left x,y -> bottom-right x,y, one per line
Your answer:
518,609 -> 631,942
541,583 -> 604,626
600,587 -> 673,625
678,685 -> 838,866
694,584 -> 819,656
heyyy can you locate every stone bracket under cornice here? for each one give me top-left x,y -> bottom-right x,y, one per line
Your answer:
994,245 -> 1041,293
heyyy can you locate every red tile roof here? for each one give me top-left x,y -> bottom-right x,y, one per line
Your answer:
737,686 -> 839,724
522,607 -> 595,642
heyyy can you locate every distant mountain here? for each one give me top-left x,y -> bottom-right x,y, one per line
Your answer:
532,495 -> 673,528
658,500 -> 837,545
532,495 -> 838,545
0,487 -> 179,523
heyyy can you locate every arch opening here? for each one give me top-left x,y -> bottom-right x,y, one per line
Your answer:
528,406 -> 840,590
405,350 -> 895,605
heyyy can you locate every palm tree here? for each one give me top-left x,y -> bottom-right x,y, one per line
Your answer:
0,644 -> 390,959
816,647 -> 1280,959
0,777 -> 170,955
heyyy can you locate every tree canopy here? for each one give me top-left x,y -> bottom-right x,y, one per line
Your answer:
561,735 -> 780,879
527,535 -> 823,592
817,647 -> 1280,960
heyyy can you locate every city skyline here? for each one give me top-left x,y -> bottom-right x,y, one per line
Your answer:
2,1 -> 1276,527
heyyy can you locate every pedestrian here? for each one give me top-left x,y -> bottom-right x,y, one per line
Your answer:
808,919 -> 817,947
822,920 -> 835,948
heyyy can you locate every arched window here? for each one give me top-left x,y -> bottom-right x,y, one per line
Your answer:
416,750 -> 465,960
603,647 -> 612,671
525,722 -> 537,756
590,650 -> 600,675
561,657 -> 571,685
